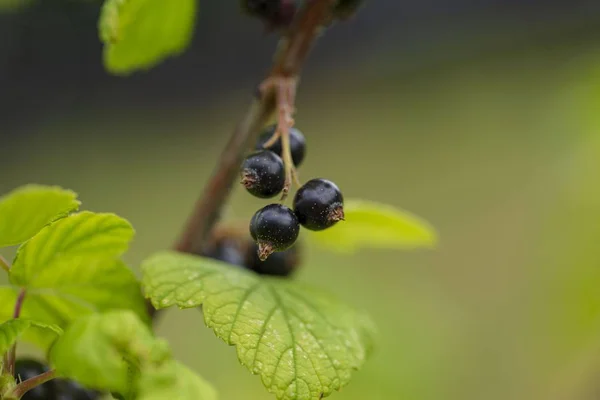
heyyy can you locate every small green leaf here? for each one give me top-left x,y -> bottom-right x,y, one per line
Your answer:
142,251 -> 375,400
49,310 -> 171,395
99,0 -> 196,75
0,319 -> 62,356
138,361 -> 218,400
11,211 -> 134,286
309,199 -> 437,253
0,185 -> 80,248
0,258 -> 148,348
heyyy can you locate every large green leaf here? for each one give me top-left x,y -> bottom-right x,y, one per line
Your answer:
0,185 -> 80,248
99,0 -> 196,75
138,361 -> 218,400
11,211 -> 134,286
0,319 -> 62,356
50,310 -> 216,400
142,251 -> 375,400
0,258 -> 148,348
308,199 -> 437,253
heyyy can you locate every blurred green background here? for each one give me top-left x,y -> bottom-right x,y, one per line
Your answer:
2,1 -> 600,399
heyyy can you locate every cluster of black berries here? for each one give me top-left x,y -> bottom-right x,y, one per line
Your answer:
14,358 -> 99,400
241,124 -> 344,262
241,0 -> 364,29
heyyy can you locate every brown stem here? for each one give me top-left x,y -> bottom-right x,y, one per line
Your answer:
172,0 -> 337,255
0,255 -> 10,273
6,289 -> 26,375
9,369 -> 56,399
150,1 -> 337,321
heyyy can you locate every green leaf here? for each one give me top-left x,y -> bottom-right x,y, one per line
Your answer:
142,251 -> 375,400
50,310 -> 216,400
0,319 -> 62,356
11,211 -> 134,286
99,0 -> 196,75
0,185 -> 80,248
49,310 -> 171,395
308,199 -> 437,253
138,361 -> 218,400
0,258 -> 148,348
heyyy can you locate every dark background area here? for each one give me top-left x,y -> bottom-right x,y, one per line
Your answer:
2,1 -> 600,399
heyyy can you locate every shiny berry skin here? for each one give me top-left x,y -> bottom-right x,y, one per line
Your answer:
14,359 -> 58,400
248,242 -> 300,277
55,379 -> 100,400
255,125 -> 306,167
241,150 -> 285,198
293,178 -> 344,231
205,238 -> 247,267
250,204 -> 300,260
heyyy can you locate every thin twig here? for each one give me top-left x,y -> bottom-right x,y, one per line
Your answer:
0,255 -> 10,273
9,369 -> 56,399
172,0 -> 337,256
150,0 -> 337,321
13,288 -> 26,319
6,288 -> 26,375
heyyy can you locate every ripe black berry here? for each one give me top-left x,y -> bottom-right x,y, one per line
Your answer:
205,238 -> 247,268
293,178 -> 344,231
14,359 -> 58,400
241,0 -> 297,29
250,204 -> 300,260
241,150 -> 285,198
255,125 -> 306,167
56,379 -> 100,400
248,242 -> 301,277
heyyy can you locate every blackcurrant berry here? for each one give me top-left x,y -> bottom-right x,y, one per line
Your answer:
255,125 -> 306,167
241,150 -> 285,198
55,379 -> 100,400
250,204 -> 300,260
293,178 -> 344,231
241,0 -> 297,29
248,242 -> 301,277
205,238 -> 247,267
14,359 -> 58,400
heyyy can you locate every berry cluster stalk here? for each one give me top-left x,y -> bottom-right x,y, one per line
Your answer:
6,369 -> 56,400
173,0 -> 336,254
150,1 -> 338,320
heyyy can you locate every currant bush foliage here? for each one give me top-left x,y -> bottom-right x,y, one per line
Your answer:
0,185 -> 215,399
0,319 -> 62,356
0,185 -> 80,248
309,199 -> 437,253
99,0 -> 196,74
142,251 -> 375,400
49,310 -> 216,400
0,204 -> 147,348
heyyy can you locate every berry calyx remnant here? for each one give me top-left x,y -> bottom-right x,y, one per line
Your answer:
248,242 -> 300,277
250,204 -> 300,260
256,125 -> 306,167
240,150 -> 286,198
293,178 -> 344,231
